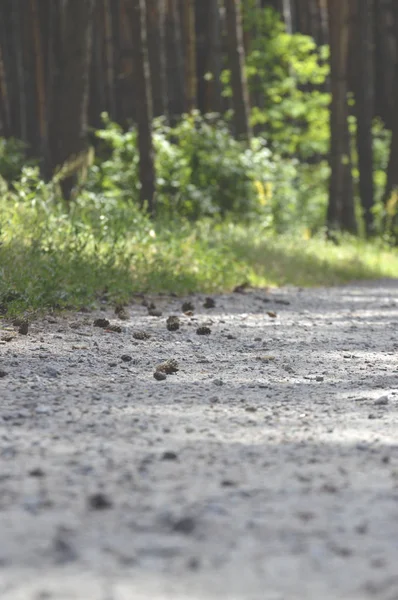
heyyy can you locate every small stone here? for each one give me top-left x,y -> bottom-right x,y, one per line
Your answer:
162,451 -> 178,461
197,326 -> 211,336
0,369 -> 8,378
156,359 -> 179,374
46,366 -> 60,378
35,405 -> 52,415
213,378 -> 224,386
187,557 -> 200,570
173,516 -> 196,534
29,467 -> 45,477
320,483 -> 338,494
182,301 -> 194,313
1,334 -> 15,342
221,479 -> 237,487
88,493 -> 113,510
233,282 -> 249,293
93,318 -> 110,328
105,324 -> 122,333
316,375 -> 324,382
166,316 -> 180,331
266,311 -> 277,318
148,308 -> 162,317
133,330 -> 150,340
53,530 -> 78,564
121,355 -> 132,362
203,297 -> 216,309
18,321 -> 29,335
115,305 -> 129,320
374,395 -> 389,406
154,371 -> 167,381
355,522 -> 368,535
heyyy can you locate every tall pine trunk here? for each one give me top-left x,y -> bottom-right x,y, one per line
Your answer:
354,0 -> 374,234
326,0 -> 357,233
165,0 -> 184,119
146,0 -> 168,118
132,0 -> 156,216
30,0 -> 48,164
51,0 -> 95,200
181,0 -> 197,112
225,0 -> 252,142
383,2 -> 398,208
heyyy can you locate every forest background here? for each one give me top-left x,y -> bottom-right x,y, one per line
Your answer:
1,0 -> 398,315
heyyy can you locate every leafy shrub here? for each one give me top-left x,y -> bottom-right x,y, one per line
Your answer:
88,112 -> 328,233
0,137 -> 32,182
221,4 -> 330,159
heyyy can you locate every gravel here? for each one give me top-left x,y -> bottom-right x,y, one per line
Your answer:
1,280 -> 398,599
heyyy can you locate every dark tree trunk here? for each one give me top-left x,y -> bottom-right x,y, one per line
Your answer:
0,33 -> 10,136
165,0 -> 184,119
147,0 -> 168,118
30,0 -> 48,163
383,2 -> 398,207
196,0 -> 223,114
12,0 -> 27,143
51,0 -> 95,200
181,0 -> 197,112
103,0 -> 116,119
119,0 -> 136,126
132,0 -> 157,216
354,0 -> 374,234
326,0 -> 357,233
225,0 -> 252,142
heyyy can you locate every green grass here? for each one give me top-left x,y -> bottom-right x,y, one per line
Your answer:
1,214 -> 398,316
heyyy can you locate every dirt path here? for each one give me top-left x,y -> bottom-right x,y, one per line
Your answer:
1,281 -> 398,600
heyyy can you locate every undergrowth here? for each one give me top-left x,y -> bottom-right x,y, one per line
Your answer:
1,199 -> 397,316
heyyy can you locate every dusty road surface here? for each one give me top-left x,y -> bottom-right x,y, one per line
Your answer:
1,280 -> 398,600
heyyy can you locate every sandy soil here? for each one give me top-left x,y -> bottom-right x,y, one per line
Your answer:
1,280 -> 398,600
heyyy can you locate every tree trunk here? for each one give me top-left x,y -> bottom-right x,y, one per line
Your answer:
374,0 -> 396,129
119,0 -> 136,125
208,0 -> 223,113
326,0 -> 357,233
225,0 -> 252,142
51,0 -> 95,200
132,0 -> 157,216
354,0 -> 374,234
103,0 -> 116,118
12,0 -> 27,143
0,34 -> 10,137
146,0 -> 168,118
29,0 -> 48,163
181,0 -> 197,112
383,2 -> 398,207
165,0 -> 184,119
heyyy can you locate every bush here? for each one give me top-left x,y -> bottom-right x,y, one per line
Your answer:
88,112 -> 328,233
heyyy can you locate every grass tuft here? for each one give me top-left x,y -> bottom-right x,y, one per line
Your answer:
1,215 -> 398,316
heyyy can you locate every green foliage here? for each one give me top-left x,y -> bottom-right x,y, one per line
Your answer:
88,112 -> 328,233
0,137 -> 32,182
222,5 -> 330,158
0,153 -> 396,316
1,176 -> 397,316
